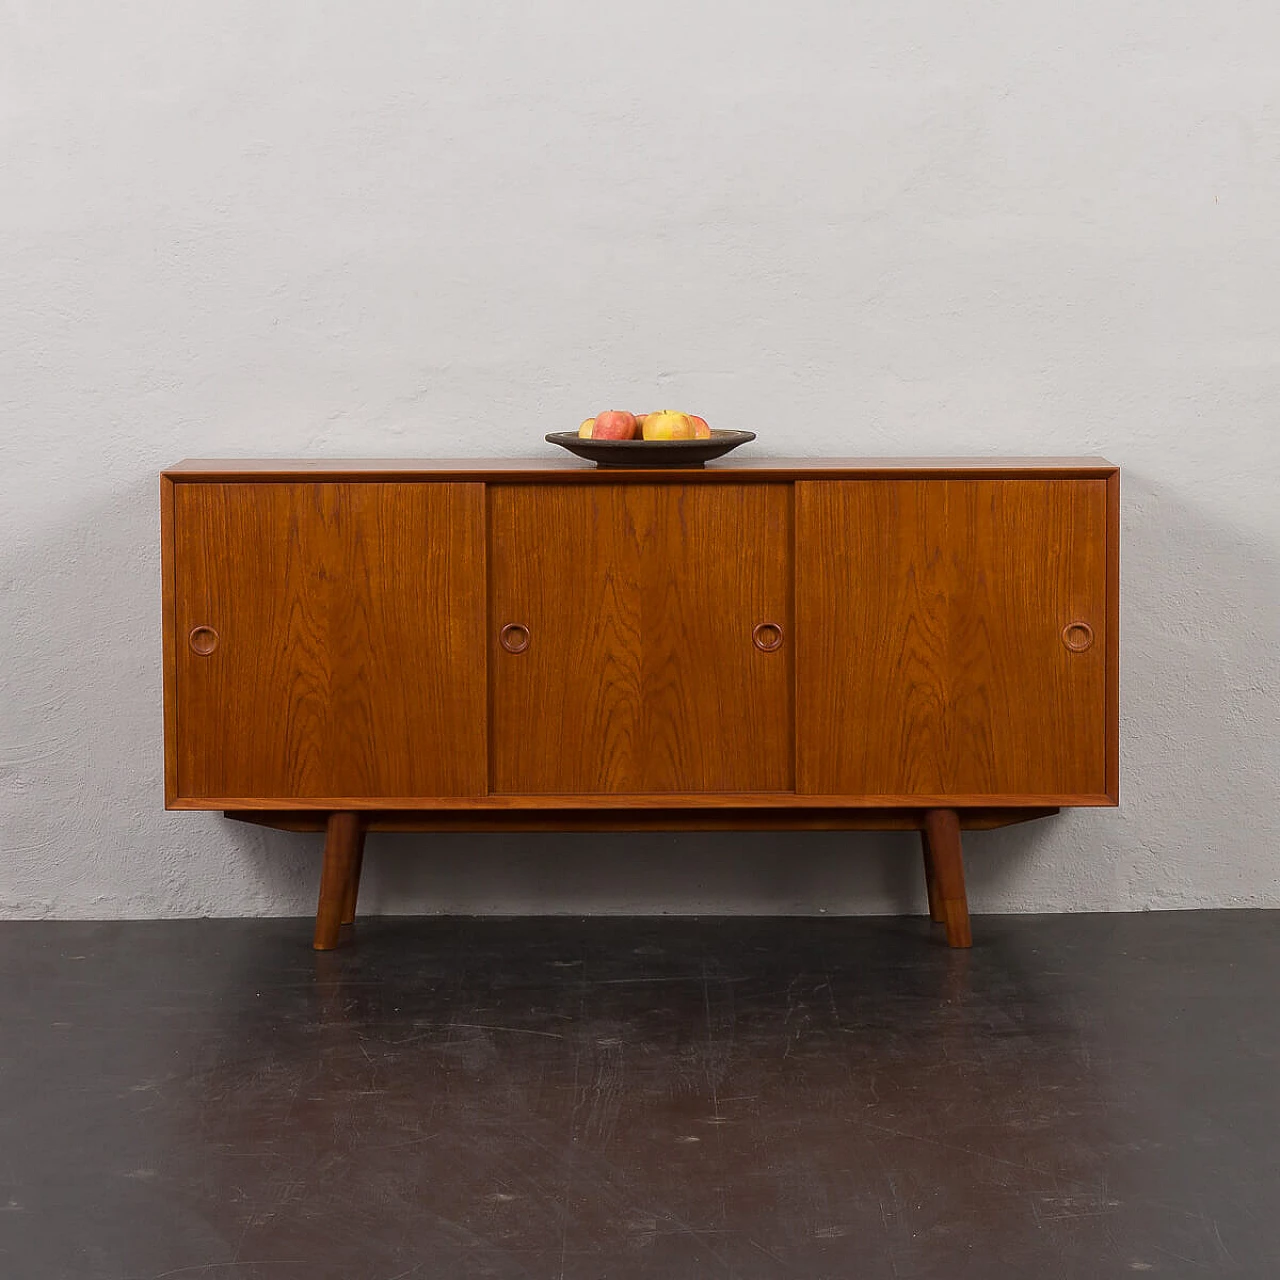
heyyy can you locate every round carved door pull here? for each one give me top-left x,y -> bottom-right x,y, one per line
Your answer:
1061,621 -> 1095,652
752,622 -> 784,653
189,626 -> 219,656
500,623 -> 530,654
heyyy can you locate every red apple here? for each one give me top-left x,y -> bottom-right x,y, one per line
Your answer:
592,410 -> 638,440
689,415 -> 711,438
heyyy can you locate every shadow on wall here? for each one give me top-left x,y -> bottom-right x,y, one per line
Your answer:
1,465 -> 1276,918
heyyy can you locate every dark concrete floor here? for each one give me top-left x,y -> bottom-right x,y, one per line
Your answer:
1,912 -> 1277,1279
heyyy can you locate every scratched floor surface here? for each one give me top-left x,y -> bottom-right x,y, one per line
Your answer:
1,912 -> 1277,1279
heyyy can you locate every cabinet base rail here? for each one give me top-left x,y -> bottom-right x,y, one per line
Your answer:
295,806 -> 1012,951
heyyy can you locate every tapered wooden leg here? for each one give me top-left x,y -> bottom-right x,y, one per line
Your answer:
920,829 -> 946,923
923,809 -> 972,949
314,812 -> 363,951
340,829 -> 366,927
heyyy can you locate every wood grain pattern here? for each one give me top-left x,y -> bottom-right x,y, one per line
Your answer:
488,484 -> 642,793
489,484 -> 793,793
173,482 -> 487,799
640,484 -> 793,792
796,479 -> 1108,798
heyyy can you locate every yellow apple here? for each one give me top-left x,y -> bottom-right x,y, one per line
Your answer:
578,417 -> 596,438
642,410 -> 696,440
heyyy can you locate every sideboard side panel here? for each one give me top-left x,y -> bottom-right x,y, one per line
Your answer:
173,481 -> 487,800
1106,468 -> 1121,803
160,474 -> 178,807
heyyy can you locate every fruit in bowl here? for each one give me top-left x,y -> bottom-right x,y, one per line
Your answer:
579,410 -> 638,440
642,411 -> 695,440
548,412 -> 753,467
576,409 -> 713,441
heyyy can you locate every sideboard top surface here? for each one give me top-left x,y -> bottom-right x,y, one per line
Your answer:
164,456 -> 1118,482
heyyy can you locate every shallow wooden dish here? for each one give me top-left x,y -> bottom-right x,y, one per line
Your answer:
545,429 -> 756,468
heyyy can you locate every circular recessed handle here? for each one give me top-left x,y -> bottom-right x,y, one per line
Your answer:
1061,621 -> 1095,653
189,626 -> 219,656
752,622 -> 784,653
499,623 -> 530,654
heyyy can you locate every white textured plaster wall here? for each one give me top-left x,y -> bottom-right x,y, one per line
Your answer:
2,3 -> 1277,920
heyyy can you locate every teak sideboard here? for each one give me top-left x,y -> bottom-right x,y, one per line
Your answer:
160,457 -> 1119,950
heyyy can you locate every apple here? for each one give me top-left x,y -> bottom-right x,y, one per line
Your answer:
689,415 -> 711,439
642,410 -> 696,441
578,417 -> 596,438
592,410 -> 638,440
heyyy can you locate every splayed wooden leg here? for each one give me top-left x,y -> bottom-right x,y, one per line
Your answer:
920,827 -> 945,923
340,828 -> 366,927
314,812 -> 363,951
923,809 -> 972,949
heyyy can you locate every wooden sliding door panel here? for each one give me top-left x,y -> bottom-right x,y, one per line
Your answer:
489,485 -> 644,794
798,481 -> 948,796
640,484 -> 793,792
489,484 -> 792,794
175,482 -> 486,799
797,479 -> 1107,798
949,480 -> 1107,795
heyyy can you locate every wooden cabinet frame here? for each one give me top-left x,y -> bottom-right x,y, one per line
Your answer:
161,457 -> 1120,951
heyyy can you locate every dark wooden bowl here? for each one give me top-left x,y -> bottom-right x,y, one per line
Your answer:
545,429 -> 756,468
